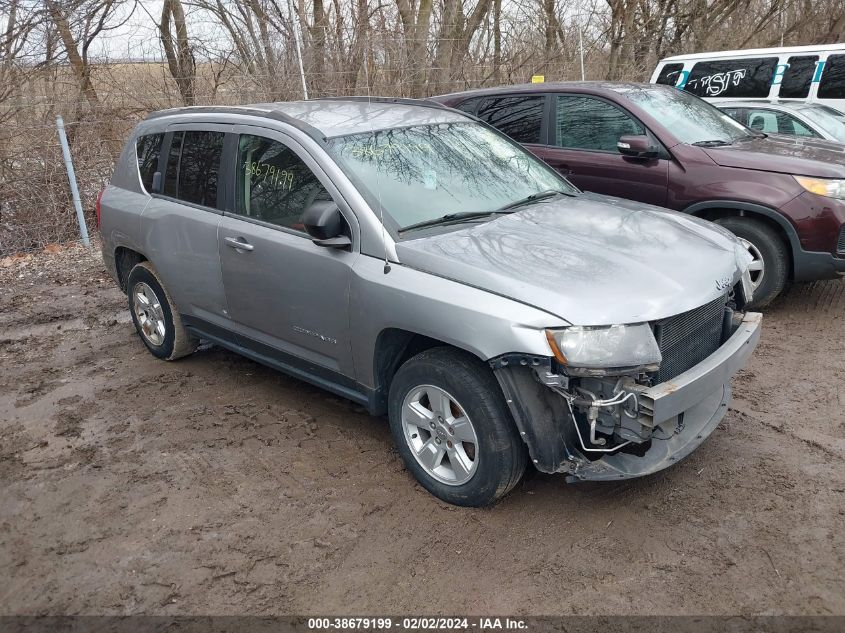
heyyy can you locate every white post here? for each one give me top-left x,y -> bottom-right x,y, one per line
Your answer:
579,26 -> 585,81
288,0 -> 309,99
55,115 -> 90,248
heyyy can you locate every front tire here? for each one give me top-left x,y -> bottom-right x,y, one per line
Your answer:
388,347 -> 527,506
715,216 -> 788,308
127,262 -> 197,360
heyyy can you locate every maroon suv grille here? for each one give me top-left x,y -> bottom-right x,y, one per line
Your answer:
837,226 -> 845,255
652,295 -> 727,384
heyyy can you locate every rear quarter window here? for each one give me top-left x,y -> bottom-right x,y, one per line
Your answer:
819,55 -> 845,99
685,58 -> 778,98
135,133 -> 164,193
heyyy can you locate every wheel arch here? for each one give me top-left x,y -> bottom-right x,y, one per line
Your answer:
684,200 -> 799,278
114,246 -> 148,292
370,328 -> 488,416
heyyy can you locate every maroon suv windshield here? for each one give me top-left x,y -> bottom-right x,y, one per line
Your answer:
619,86 -> 753,145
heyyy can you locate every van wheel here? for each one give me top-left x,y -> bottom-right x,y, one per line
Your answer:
388,347 -> 526,507
127,262 -> 197,360
715,216 -> 788,308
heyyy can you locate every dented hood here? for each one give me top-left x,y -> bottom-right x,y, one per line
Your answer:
395,193 -> 745,326
701,135 -> 845,178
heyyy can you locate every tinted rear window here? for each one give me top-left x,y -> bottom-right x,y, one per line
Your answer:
685,58 -> 778,98
819,55 -> 845,99
779,56 -> 818,98
476,96 -> 544,144
135,133 -> 163,192
163,130 -> 225,208
656,63 -> 684,86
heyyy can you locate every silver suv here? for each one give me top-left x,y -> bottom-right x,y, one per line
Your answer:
100,98 -> 762,506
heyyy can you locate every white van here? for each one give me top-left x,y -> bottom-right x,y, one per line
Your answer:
650,44 -> 845,113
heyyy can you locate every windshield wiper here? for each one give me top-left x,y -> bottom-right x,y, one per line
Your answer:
497,189 -> 571,212
400,210 -> 512,233
691,139 -> 734,147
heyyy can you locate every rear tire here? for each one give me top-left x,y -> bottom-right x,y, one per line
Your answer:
388,347 -> 527,506
127,262 -> 198,361
715,216 -> 788,308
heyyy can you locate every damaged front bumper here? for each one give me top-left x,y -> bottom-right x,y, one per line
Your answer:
493,312 -> 762,482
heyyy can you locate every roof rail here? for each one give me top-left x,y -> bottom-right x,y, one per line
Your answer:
312,96 -> 455,112
144,105 -> 326,143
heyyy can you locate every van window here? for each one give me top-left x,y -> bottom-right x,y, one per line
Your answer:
818,55 -> 845,99
476,96 -> 544,144
555,96 -> 644,152
163,130 -> 225,208
685,58 -> 778,98
135,133 -> 163,193
234,134 -> 332,232
779,56 -> 819,98
656,63 -> 684,86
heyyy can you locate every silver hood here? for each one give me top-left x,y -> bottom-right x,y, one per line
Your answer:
395,193 -> 746,326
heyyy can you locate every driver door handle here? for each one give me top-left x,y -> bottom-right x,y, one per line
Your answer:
224,236 -> 254,252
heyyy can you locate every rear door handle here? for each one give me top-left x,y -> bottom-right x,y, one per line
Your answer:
224,236 -> 254,252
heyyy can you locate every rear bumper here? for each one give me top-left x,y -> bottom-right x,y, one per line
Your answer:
569,312 -> 762,481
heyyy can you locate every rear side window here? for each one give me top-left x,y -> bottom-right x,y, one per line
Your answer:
685,58 -> 778,98
476,96 -> 544,144
163,130 -> 225,207
779,56 -> 819,98
655,63 -> 684,86
819,55 -> 845,99
234,134 -> 332,232
135,133 -> 163,192
454,96 -> 484,115
555,96 -> 644,152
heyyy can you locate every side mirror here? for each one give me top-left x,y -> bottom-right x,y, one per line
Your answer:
151,171 -> 163,194
303,200 -> 351,249
617,135 -> 659,159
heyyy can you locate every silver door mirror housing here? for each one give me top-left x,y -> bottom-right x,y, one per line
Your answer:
303,200 -> 351,248
617,135 -> 658,159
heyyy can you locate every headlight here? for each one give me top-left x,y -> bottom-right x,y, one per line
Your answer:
545,324 -> 662,376
793,176 -> 845,200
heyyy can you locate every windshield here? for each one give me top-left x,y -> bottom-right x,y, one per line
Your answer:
794,104 -> 845,143
620,86 -> 752,145
326,122 -> 575,232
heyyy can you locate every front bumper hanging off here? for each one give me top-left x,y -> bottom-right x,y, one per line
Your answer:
494,312 -> 763,482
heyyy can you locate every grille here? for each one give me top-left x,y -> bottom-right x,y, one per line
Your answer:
837,226 -> 845,255
652,295 -> 727,384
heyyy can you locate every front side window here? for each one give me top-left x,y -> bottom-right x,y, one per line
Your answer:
555,96 -> 644,152
780,56 -> 819,98
655,63 -> 684,86
684,57 -> 778,98
819,55 -> 845,99
620,86 -> 751,145
135,133 -> 163,192
327,122 -> 574,232
476,96 -> 545,144
234,134 -> 332,231
794,104 -> 845,143
746,109 -> 819,137
162,130 -> 225,207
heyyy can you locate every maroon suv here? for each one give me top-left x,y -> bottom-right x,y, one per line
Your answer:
434,82 -> 845,306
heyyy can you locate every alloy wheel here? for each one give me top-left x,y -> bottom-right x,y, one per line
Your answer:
401,385 -> 479,486
741,238 -> 765,291
132,282 -> 166,346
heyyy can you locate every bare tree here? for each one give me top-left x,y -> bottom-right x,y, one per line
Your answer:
159,0 -> 196,105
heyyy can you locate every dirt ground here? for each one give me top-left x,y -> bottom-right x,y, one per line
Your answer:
1,243 -> 843,616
